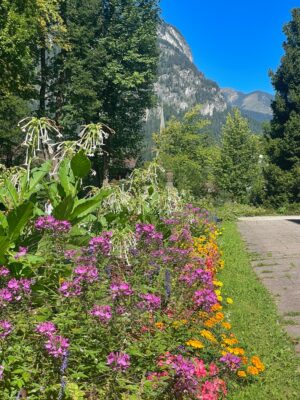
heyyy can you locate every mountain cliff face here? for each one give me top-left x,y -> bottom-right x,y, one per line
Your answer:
144,21 -> 273,152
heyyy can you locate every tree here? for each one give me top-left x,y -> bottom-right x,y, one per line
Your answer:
0,0 -> 66,164
155,105 -> 220,197
218,109 -> 263,203
265,8 -> 300,204
49,0 -> 159,181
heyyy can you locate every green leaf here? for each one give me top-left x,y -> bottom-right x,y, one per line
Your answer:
0,211 -> 8,230
58,159 -> 75,196
3,178 -> 18,207
26,161 -> 51,198
0,236 -> 10,263
53,195 -> 74,220
71,150 -> 91,178
69,189 -> 111,221
7,201 -> 34,241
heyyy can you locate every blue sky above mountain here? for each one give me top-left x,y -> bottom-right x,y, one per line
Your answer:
160,0 -> 299,94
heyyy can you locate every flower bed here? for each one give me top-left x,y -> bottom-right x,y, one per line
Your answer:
0,204 -> 264,399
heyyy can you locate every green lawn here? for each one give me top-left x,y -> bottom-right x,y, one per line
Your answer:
220,222 -> 300,400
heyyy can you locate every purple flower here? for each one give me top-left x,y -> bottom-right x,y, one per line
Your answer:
0,289 -> 13,305
193,289 -> 218,311
7,279 -> 20,293
0,320 -> 12,339
136,224 -> 163,243
44,335 -> 69,358
35,216 -> 71,233
59,279 -> 82,298
90,305 -> 112,323
137,293 -> 161,311
220,353 -> 241,371
74,265 -> 98,283
36,322 -> 57,337
14,247 -> 28,259
0,267 -> 9,277
89,232 -> 113,256
110,282 -> 133,299
107,352 -> 130,371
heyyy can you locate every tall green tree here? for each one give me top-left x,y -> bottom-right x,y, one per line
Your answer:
155,105 -> 220,197
50,0 -> 159,181
265,8 -> 300,204
0,0 -> 66,163
218,109 -> 263,203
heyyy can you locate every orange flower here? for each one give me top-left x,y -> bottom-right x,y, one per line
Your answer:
237,371 -> 247,378
155,322 -> 165,330
211,304 -> 223,312
251,356 -> 265,372
247,366 -> 259,375
215,312 -> 224,321
222,322 -> 231,330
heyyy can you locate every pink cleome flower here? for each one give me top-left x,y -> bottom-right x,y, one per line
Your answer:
0,320 -> 12,339
35,322 -> 57,337
90,305 -> 112,324
107,352 -> 130,371
44,335 -> 69,358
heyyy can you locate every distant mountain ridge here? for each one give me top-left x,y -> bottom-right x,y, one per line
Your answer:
221,88 -> 273,122
144,21 -> 273,149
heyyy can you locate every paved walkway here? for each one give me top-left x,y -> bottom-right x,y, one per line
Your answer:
238,216 -> 300,354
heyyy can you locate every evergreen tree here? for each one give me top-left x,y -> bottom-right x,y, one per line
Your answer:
218,109 -> 262,203
265,8 -> 300,204
50,0 -> 159,180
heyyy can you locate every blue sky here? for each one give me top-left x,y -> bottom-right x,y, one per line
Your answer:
160,0 -> 300,94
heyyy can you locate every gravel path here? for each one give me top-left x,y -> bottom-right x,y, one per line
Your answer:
238,216 -> 300,354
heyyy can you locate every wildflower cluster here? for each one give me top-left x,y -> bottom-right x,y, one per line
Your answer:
0,205 -> 265,399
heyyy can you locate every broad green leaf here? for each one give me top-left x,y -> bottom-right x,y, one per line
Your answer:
4,178 -> 18,207
58,159 -> 75,196
0,236 -> 9,263
53,195 -> 74,220
7,201 -> 34,241
71,150 -> 91,178
0,211 -> 8,230
69,189 -> 111,221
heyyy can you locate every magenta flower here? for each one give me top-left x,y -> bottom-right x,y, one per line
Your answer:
35,216 -> 71,233
193,289 -> 218,311
14,247 -> 28,259
44,335 -> 69,358
220,353 -> 241,371
0,267 -> 9,277
7,279 -> 20,293
36,322 -> 57,337
59,279 -> 82,298
89,231 -> 113,256
110,282 -> 134,299
107,352 -> 130,371
135,223 -> 163,243
137,293 -> 161,311
74,265 -> 98,283
0,320 -> 12,339
0,289 -> 13,305
90,305 -> 112,323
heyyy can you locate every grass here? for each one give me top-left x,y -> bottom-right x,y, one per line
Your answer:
219,222 -> 300,400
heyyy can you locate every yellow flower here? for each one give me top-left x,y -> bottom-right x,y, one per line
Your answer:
226,298 -> 234,304
247,366 -> 259,376
215,290 -> 221,296
237,371 -> 247,378
213,280 -> 223,287
217,296 -> 223,302
223,337 -> 239,346
222,322 -> 231,330
172,320 -> 187,329
200,330 -> 218,343
186,339 -> 204,349
251,356 -> 265,372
